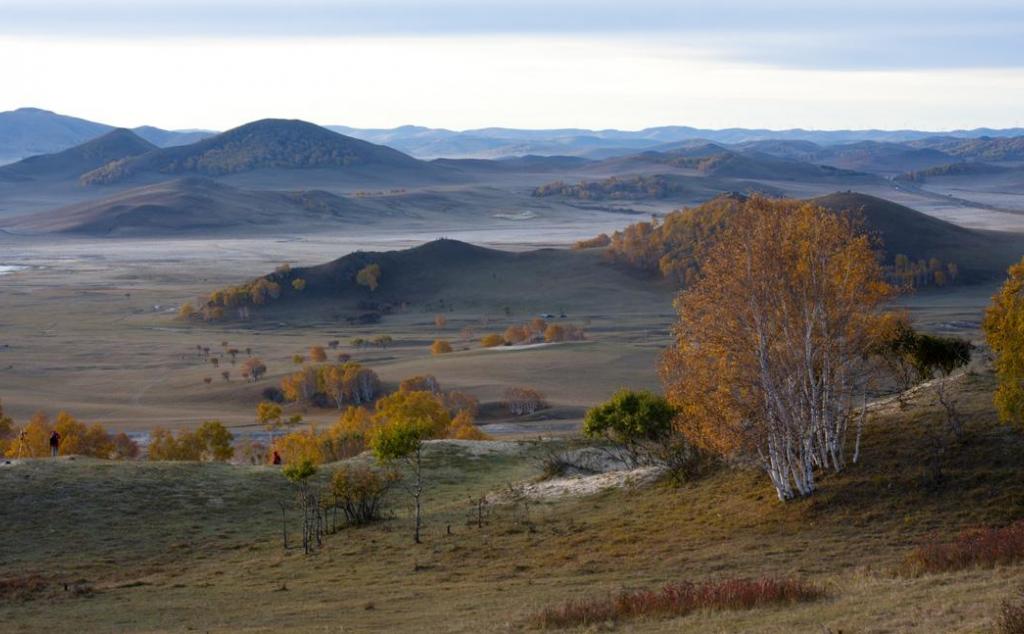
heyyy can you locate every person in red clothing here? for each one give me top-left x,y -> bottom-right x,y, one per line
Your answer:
49,430 -> 61,457
271,450 -> 282,465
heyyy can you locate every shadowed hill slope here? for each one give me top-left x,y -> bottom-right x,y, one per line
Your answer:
198,238 -> 673,321
2,177 -> 379,236
79,119 -> 427,185
0,129 -> 156,182
810,192 -> 1021,279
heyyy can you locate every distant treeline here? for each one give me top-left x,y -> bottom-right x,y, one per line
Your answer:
533,174 -> 692,201
895,162 -> 1004,183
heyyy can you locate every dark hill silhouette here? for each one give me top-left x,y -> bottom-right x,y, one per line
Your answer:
811,192 -> 1019,279
810,141 -> 953,174
589,147 -> 879,184
894,162 -> 1010,183
208,238 -> 672,321
909,135 -> 1024,162
0,129 -> 156,181
2,177 -> 378,236
79,119 -> 425,185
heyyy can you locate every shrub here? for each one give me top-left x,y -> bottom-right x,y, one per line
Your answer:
544,323 -> 586,343
110,432 -> 140,460
903,519 -> 1024,575
504,387 -> 547,416
572,233 -> 611,250
480,333 -> 504,348
431,339 -> 453,355
330,465 -> 397,525
999,587 -> 1024,634
399,375 -> 441,394
529,577 -> 825,628
442,390 -> 480,417
504,324 -> 532,344
447,410 -> 491,440
271,427 -> 326,465
583,390 -> 675,459
146,422 -> 234,462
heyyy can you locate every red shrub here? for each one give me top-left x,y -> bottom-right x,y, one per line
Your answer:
904,519 -> 1024,575
529,577 -> 825,628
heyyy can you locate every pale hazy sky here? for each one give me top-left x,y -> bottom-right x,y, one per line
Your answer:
1,0 -> 1023,131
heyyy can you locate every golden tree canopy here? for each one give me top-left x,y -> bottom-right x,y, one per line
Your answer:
660,196 -> 893,499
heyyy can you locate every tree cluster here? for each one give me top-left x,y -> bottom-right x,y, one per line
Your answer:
280,362 -> 382,409
1,408 -> 138,460
661,196 -> 894,500
148,421 -> 234,461
532,175 -> 692,201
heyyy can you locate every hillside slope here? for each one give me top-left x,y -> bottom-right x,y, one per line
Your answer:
0,129 -> 156,182
1,177 -> 379,236
1,370 -> 1022,632
811,141 -> 954,174
80,119 -> 426,185
811,192 -> 1020,278
0,107 -> 112,162
199,238 -> 672,321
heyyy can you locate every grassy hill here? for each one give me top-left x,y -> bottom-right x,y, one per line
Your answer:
79,119 -> 426,185
0,129 -> 156,182
600,192 -> 1022,285
1,367 -> 1022,631
593,148 -> 880,184
531,173 -> 784,201
911,135 -> 1024,162
219,239 -> 672,321
1,177 -> 380,236
811,192 -> 1023,280
895,162 -> 1011,183
810,141 -> 954,174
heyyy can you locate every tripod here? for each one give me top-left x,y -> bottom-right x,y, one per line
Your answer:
13,431 -> 28,459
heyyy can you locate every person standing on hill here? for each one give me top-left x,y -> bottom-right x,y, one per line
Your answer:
49,430 -> 61,457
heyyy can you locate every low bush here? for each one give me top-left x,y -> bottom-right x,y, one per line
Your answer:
903,519 -> 1024,575
430,339 -> 453,355
529,577 -> 825,628
480,333 -> 505,348
330,465 -> 397,526
1000,587 -> 1024,634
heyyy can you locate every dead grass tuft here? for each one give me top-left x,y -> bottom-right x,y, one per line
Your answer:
528,577 -> 826,629
0,575 -> 50,601
999,587 -> 1024,634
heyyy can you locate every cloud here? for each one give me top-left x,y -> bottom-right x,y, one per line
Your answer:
3,1 -> 1023,70
1,34 -> 1022,131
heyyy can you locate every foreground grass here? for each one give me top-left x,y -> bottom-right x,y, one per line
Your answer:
2,370 -> 1024,632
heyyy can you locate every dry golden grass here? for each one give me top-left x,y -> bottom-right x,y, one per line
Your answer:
2,367 -> 1023,632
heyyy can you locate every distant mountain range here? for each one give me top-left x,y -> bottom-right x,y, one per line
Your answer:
77,119 -> 423,185
0,107 -> 214,165
4,106 -> 1024,164
328,123 -> 1024,160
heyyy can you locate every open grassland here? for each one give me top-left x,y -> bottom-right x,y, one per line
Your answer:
3,368 -> 1024,632
0,235 -> 671,433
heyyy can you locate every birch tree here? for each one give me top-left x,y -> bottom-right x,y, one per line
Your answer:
661,196 -> 893,500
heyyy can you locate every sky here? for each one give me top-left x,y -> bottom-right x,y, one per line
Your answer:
1,0 -> 1023,132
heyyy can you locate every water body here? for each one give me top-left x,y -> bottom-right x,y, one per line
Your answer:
0,265 -> 26,275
